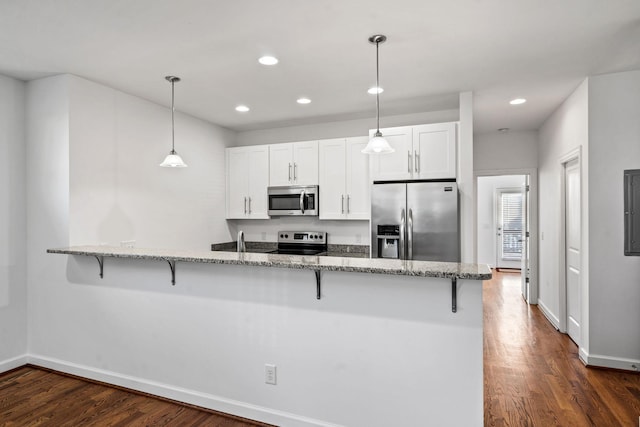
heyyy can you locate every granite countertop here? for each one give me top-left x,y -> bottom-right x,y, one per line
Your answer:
48,246 -> 492,280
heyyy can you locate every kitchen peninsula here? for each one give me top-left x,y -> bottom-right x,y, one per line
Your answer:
48,245 -> 490,427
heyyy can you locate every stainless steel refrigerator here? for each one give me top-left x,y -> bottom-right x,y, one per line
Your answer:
371,181 -> 460,262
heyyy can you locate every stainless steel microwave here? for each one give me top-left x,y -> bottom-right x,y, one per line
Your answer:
268,185 -> 319,216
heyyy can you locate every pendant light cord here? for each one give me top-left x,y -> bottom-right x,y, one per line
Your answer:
171,79 -> 176,154
375,39 -> 380,133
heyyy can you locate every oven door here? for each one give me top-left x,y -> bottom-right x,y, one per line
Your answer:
268,186 -> 319,216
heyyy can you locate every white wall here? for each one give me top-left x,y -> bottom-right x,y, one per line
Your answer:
537,80 -> 589,338
477,175 -> 526,268
474,130 -> 538,172
236,110 -> 459,146
587,70 -> 640,368
68,76 -> 235,250
0,74 -> 27,368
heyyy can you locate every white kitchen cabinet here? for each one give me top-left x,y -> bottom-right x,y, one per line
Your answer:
269,140 -> 318,186
226,145 -> 269,219
413,122 -> 457,180
370,122 -> 457,181
369,126 -> 413,181
319,136 -> 370,219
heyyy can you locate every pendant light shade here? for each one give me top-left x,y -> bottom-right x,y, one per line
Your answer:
160,76 -> 187,168
362,35 -> 394,155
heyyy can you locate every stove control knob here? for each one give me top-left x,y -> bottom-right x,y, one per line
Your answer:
285,234 -> 289,238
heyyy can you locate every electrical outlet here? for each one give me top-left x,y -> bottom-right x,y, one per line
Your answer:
265,364 -> 277,385
261,232 -> 267,241
120,240 -> 136,248
355,234 -> 362,243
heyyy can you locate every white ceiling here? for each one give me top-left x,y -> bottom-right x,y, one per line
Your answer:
1,0 -> 639,134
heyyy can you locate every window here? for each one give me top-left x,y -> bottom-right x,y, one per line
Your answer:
499,190 -> 523,261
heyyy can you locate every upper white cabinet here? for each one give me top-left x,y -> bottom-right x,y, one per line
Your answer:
269,140 -> 318,186
370,122 -> 457,181
226,145 -> 269,219
319,136 -> 370,220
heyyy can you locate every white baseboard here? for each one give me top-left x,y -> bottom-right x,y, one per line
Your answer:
579,351 -> 640,372
27,354 -> 343,427
537,299 -> 559,329
0,354 -> 28,373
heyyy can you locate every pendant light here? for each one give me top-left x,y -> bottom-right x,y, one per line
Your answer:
362,35 -> 394,154
160,76 -> 188,168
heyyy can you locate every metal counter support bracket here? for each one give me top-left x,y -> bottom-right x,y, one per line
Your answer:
314,270 -> 321,300
452,278 -> 457,313
94,256 -> 104,278
166,260 -> 176,286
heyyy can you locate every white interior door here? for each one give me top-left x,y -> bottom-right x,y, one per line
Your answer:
565,158 -> 581,345
521,177 -> 530,301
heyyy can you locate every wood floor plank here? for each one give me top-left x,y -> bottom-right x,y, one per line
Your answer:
0,367 -> 274,427
484,270 -> 640,426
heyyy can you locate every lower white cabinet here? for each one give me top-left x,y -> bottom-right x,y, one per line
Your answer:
226,145 -> 269,219
319,136 -> 370,220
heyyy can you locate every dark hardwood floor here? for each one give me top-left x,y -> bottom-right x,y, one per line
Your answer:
1,271 -> 638,426
484,270 -> 640,426
0,366 -> 274,426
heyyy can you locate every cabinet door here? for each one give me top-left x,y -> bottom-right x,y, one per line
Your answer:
269,143 -> 293,186
247,145 -> 270,218
319,139 -> 346,219
292,140 -> 319,185
414,122 -> 457,179
345,136 -> 370,219
369,126 -> 413,181
226,148 -> 249,219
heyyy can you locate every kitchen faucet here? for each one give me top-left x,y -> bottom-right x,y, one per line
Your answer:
237,230 -> 246,253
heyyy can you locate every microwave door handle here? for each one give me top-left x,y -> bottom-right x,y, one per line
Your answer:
299,190 -> 305,214
399,208 -> 406,260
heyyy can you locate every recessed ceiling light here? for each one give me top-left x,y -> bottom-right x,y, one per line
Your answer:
235,105 -> 250,112
510,98 -> 527,105
368,86 -> 384,94
498,128 -> 510,132
258,56 -> 278,65
297,98 -> 311,104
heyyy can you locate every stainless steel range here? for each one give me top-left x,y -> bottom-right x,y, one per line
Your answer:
269,231 -> 327,255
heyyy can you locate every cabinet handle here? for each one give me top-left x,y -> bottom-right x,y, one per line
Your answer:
248,197 -> 252,214
408,151 -> 411,173
294,163 -> 298,181
288,163 -> 292,181
347,195 -> 351,213
244,197 -> 247,214
341,195 -> 345,214
415,150 -> 419,173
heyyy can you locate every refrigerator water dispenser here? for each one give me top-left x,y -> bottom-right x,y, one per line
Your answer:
377,225 -> 401,259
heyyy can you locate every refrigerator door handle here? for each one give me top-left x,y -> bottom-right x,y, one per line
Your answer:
408,208 -> 413,260
399,208 -> 406,260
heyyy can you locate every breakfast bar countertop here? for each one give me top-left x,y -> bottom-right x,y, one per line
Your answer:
48,246 -> 492,281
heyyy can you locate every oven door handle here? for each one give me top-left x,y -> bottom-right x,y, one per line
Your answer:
300,190 -> 306,214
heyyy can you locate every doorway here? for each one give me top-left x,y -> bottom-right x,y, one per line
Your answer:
475,170 -> 538,304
